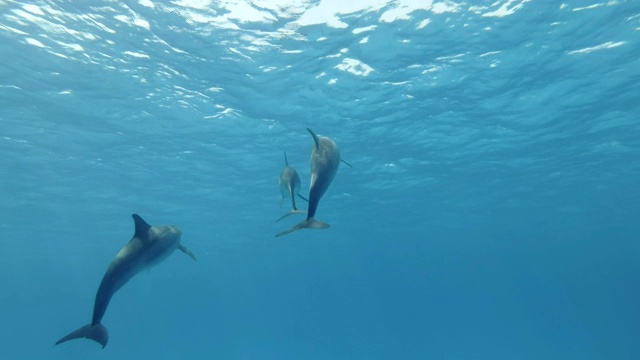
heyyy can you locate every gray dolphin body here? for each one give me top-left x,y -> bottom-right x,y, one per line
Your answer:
55,214 -> 196,349
275,128 -> 341,237
277,151 -> 308,222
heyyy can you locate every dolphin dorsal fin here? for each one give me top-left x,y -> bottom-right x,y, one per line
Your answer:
284,151 -> 289,166
307,128 -> 320,149
132,214 -> 151,241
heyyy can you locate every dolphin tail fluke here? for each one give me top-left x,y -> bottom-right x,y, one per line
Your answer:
275,218 -> 329,237
275,209 -> 306,223
55,323 -> 108,349
179,244 -> 197,261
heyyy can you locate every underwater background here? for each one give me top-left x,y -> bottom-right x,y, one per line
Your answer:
1,0 -> 639,359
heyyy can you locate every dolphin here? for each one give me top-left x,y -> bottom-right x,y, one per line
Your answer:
276,151 -> 309,222
275,128 -> 341,237
55,214 -> 196,349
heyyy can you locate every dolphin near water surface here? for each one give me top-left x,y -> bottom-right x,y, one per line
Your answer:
55,214 -> 196,349
275,128 -> 343,237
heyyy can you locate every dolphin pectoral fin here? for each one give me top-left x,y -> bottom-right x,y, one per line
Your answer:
279,196 -> 285,207
275,218 -> 330,237
307,128 -> 320,149
297,193 -> 309,202
283,151 -> 289,166
179,245 -> 197,261
275,209 -> 306,223
340,158 -> 353,168
55,323 -> 108,349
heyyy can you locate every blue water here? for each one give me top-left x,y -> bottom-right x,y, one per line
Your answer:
1,0 -> 639,359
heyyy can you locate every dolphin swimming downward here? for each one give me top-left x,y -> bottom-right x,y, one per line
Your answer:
276,151 -> 309,222
55,214 -> 196,349
275,128 -> 342,237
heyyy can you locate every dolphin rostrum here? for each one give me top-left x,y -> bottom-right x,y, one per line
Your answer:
55,214 -> 196,349
275,128 -> 341,237
276,151 -> 309,222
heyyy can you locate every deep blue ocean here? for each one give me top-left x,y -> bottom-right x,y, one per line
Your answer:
1,0 -> 639,359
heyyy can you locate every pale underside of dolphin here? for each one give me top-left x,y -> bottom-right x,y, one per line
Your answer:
277,151 -> 309,222
275,128 -> 342,237
55,214 -> 196,349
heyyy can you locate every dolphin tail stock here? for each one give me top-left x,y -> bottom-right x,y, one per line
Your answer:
55,323 -> 108,349
179,245 -> 197,261
275,217 -> 329,237
297,193 -> 309,203
275,209 -> 306,223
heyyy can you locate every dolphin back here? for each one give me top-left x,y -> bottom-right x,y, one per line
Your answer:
55,323 -> 108,349
306,132 -> 340,219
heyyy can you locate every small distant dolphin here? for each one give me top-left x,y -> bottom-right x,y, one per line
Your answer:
276,151 -> 308,222
55,214 -> 196,349
275,128 -> 342,237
